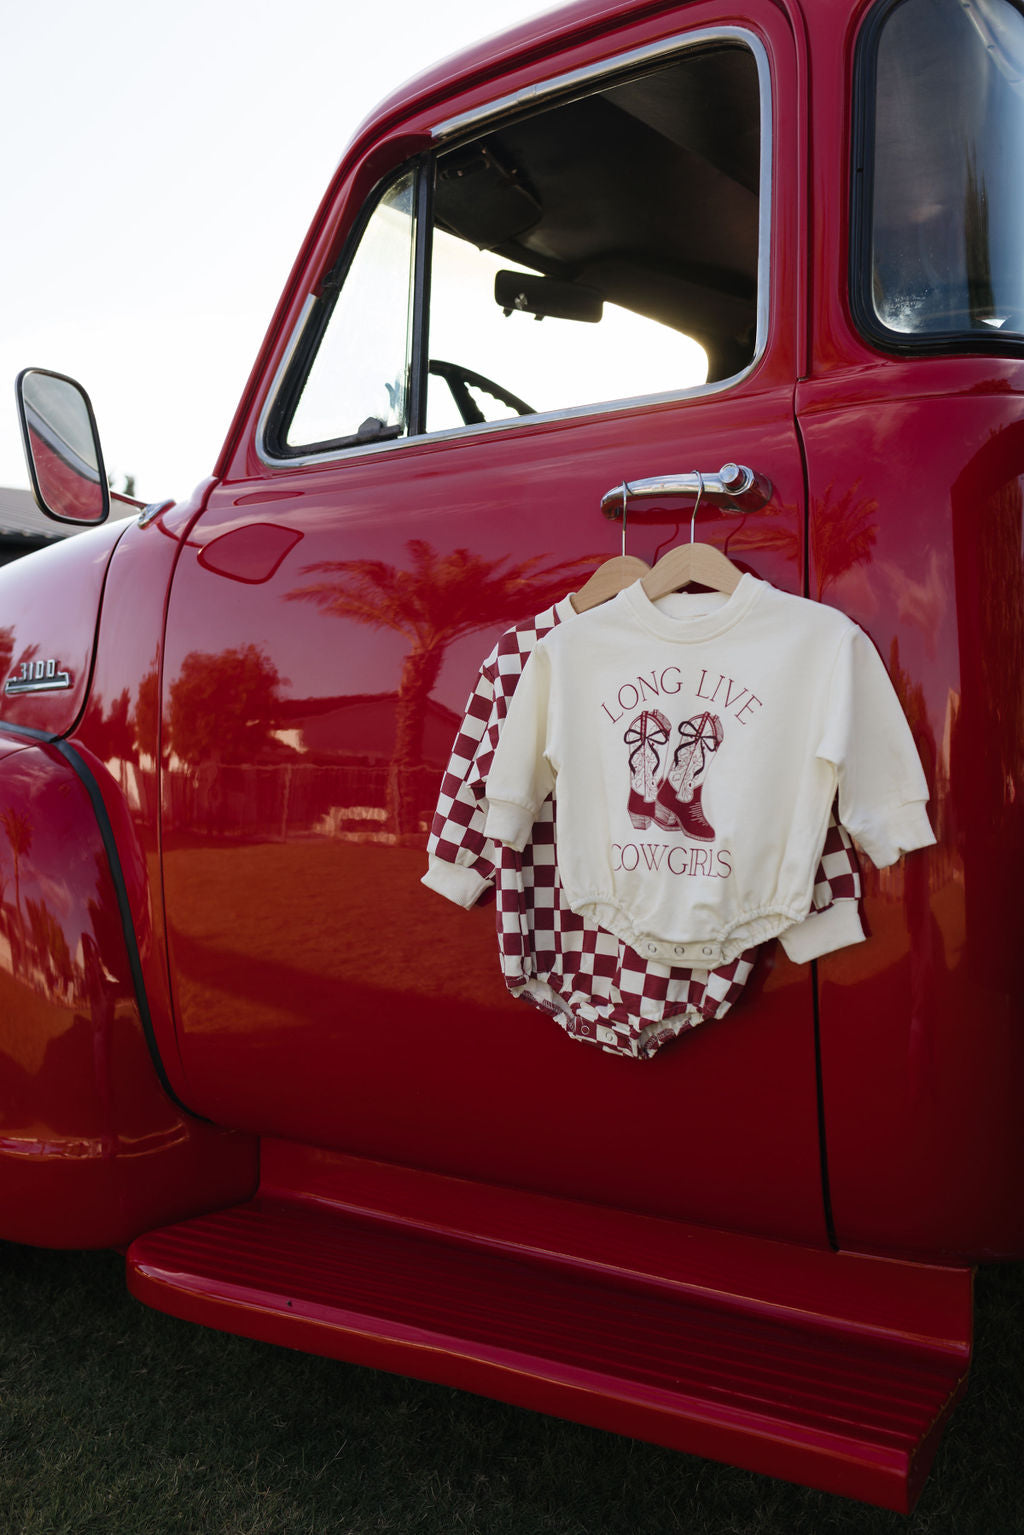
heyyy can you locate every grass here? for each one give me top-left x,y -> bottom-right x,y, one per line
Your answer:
0,1246 -> 1021,1535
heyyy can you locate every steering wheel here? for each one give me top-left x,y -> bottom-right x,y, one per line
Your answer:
428,360 -> 534,426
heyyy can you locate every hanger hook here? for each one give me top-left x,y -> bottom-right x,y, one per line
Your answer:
689,471 -> 705,544
621,480 -> 631,558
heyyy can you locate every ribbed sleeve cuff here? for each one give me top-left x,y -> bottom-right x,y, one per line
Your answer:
420,858 -> 492,909
779,901 -> 865,964
856,801 -> 936,869
483,799 -> 535,852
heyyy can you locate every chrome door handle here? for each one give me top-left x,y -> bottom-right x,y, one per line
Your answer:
601,464 -> 771,519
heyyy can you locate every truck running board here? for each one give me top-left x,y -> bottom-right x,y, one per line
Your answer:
126,1142 -> 971,1513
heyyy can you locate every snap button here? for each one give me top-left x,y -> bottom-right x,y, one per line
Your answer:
702,945 -> 714,956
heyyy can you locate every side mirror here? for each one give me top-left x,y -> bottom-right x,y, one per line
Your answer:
16,368 -> 109,526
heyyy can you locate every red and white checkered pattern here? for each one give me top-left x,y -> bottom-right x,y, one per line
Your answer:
427,598 -> 861,1060
426,604 -> 565,887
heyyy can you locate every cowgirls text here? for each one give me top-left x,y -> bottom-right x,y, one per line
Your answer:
612,842 -> 733,877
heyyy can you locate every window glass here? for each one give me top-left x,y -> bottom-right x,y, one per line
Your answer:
426,239 -> 708,433
275,41 -> 763,456
867,0 -> 1024,340
427,44 -> 759,428
286,171 -> 416,450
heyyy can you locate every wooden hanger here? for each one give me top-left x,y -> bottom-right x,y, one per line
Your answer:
640,473 -> 743,600
641,542 -> 742,600
571,553 -> 649,612
571,479 -> 650,612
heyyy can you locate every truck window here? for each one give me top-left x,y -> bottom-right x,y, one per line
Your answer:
286,171 -> 417,451
422,45 -> 763,429
856,0 -> 1024,347
271,38 -> 763,459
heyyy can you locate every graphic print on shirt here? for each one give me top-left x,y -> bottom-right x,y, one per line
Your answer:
625,709 -> 725,841
624,709 -> 671,828
654,712 -> 724,839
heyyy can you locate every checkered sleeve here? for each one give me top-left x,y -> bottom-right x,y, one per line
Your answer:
422,651 -> 503,908
422,602 -> 567,909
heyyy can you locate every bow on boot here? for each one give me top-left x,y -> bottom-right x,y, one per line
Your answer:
624,709 -> 671,829
653,711 -> 724,840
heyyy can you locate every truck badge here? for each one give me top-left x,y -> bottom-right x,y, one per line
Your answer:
4,658 -> 72,695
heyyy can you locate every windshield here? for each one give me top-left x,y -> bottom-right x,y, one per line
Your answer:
860,0 -> 1024,344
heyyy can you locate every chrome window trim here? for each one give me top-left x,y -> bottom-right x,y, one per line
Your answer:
258,373 -> 750,472
257,26 -> 772,472
256,291 -> 318,461
431,26 -> 762,142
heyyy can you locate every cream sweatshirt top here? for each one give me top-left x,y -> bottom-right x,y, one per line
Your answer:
483,576 -> 935,967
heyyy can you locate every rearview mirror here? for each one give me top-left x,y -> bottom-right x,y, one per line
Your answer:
495,270 -> 604,324
16,368 -> 109,525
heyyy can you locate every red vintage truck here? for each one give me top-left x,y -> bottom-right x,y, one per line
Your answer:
3,0 -> 1022,1512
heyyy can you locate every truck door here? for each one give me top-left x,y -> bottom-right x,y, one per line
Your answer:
159,1 -> 824,1244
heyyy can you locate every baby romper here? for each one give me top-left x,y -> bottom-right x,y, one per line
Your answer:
483,578 -> 933,968
424,595 -> 863,1059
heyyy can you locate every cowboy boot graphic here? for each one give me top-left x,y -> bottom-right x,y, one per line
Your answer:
653,711 -> 724,840
624,709 -> 671,829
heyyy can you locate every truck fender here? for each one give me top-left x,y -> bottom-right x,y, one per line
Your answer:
0,731 -> 255,1248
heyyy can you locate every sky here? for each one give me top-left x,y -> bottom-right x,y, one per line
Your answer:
0,0 -> 560,504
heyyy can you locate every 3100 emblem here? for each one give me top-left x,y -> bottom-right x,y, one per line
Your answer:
4,658 -> 72,695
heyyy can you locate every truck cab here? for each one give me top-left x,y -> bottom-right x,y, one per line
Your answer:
2,0 -> 1022,1512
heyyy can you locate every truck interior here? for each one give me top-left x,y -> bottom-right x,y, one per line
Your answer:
432,42 -> 761,388
277,40 -> 763,455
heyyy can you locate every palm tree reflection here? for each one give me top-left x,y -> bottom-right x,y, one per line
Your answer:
732,483 -> 878,601
288,540 -> 599,832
